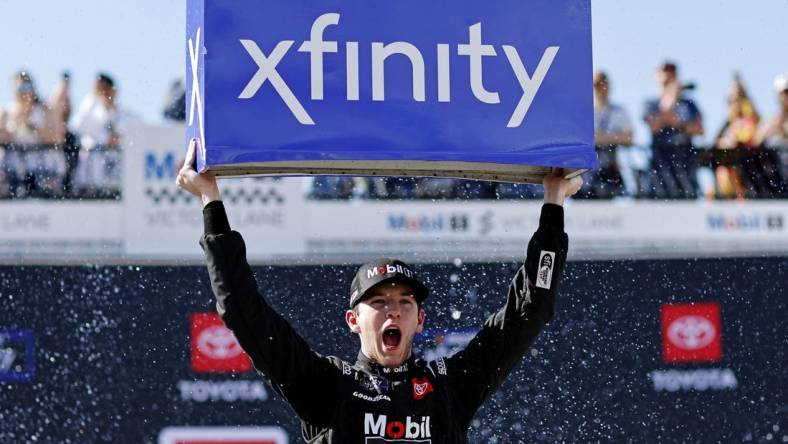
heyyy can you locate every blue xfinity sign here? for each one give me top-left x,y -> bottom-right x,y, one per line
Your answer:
186,1 -> 595,182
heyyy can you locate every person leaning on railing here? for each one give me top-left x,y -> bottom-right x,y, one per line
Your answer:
754,73 -> 788,197
0,71 -> 69,198
710,74 -> 761,199
72,72 -> 125,199
643,61 -> 704,199
575,70 -> 633,199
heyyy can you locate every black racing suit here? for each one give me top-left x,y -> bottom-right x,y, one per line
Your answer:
200,201 -> 568,443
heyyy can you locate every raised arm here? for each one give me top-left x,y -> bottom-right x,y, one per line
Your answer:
176,139 -> 342,425
444,170 -> 581,423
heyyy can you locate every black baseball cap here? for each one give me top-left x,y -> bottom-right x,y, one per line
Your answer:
349,258 -> 429,308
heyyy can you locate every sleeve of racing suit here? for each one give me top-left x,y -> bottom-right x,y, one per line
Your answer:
444,203 -> 568,424
199,201 -> 341,426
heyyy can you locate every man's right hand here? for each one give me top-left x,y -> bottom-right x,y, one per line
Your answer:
542,169 -> 582,207
175,138 -> 221,206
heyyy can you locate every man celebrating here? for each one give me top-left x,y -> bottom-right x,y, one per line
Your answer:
176,139 -> 582,443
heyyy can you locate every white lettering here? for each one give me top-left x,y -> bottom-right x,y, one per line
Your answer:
1,348 -> 17,371
436,357 -> 447,375
237,13 -> 560,127
0,214 -> 50,231
364,413 -> 431,438
238,39 -> 315,125
405,416 -> 420,439
437,43 -> 451,102
457,23 -> 499,104
346,41 -> 360,100
188,27 -> 206,146
650,369 -> 738,392
372,42 -> 426,102
177,380 -> 269,402
353,391 -> 392,402
502,45 -> 559,127
365,413 -> 386,436
298,13 -> 340,100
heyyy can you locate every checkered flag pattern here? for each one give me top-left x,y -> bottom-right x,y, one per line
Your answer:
145,187 -> 285,205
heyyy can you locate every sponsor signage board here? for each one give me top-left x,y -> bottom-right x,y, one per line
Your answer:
661,302 -> 722,364
0,259 -> 784,442
0,202 -> 122,257
0,329 -> 35,383
179,312 -> 270,403
305,200 -> 788,260
190,312 -> 251,373
186,0 -> 595,182
158,426 -> 287,444
122,123 -> 307,259
649,301 -> 738,393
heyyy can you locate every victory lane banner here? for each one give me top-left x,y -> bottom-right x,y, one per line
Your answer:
186,0 -> 595,182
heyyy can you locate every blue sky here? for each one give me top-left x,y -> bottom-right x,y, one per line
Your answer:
0,0 -> 785,145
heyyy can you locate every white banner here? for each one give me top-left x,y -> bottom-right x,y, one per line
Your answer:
122,123 -> 307,260
0,123 -> 785,262
305,200 -> 788,261
0,201 -> 122,258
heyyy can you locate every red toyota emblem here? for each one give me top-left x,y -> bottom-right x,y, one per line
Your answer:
411,376 -> 433,400
660,302 -> 723,364
190,313 -> 252,373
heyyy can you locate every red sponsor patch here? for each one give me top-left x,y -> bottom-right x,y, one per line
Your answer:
411,376 -> 433,400
190,313 -> 251,373
660,302 -> 723,364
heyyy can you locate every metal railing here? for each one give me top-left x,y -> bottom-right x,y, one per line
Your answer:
0,142 -> 120,199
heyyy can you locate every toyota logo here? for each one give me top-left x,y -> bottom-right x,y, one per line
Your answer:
666,315 -> 716,350
196,326 -> 243,360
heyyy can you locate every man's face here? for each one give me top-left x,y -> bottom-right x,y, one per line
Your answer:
592,74 -> 608,100
656,68 -> 676,88
95,80 -> 116,103
346,282 -> 425,368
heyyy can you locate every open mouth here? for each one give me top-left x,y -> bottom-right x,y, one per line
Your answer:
382,326 -> 402,351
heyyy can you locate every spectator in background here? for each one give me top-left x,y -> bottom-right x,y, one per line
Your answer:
58,71 -> 81,198
163,78 -> 186,122
754,74 -> 788,195
454,179 -> 495,199
712,74 -> 760,199
577,70 -> 633,198
643,61 -> 704,199
0,71 -> 69,198
73,73 -> 125,198
384,177 -> 419,199
309,175 -> 355,199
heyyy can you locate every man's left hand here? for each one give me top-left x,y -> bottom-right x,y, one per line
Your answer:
542,169 -> 583,206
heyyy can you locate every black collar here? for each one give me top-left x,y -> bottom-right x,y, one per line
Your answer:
355,350 -> 416,380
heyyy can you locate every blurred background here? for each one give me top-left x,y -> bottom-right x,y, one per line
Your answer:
0,1 -> 785,443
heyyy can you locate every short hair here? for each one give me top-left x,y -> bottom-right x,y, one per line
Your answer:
97,72 -> 115,89
15,70 -> 33,82
659,61 -> 678,74
593,70 -> 608,87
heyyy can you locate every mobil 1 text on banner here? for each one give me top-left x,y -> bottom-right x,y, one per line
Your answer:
186,0 -> 596,182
